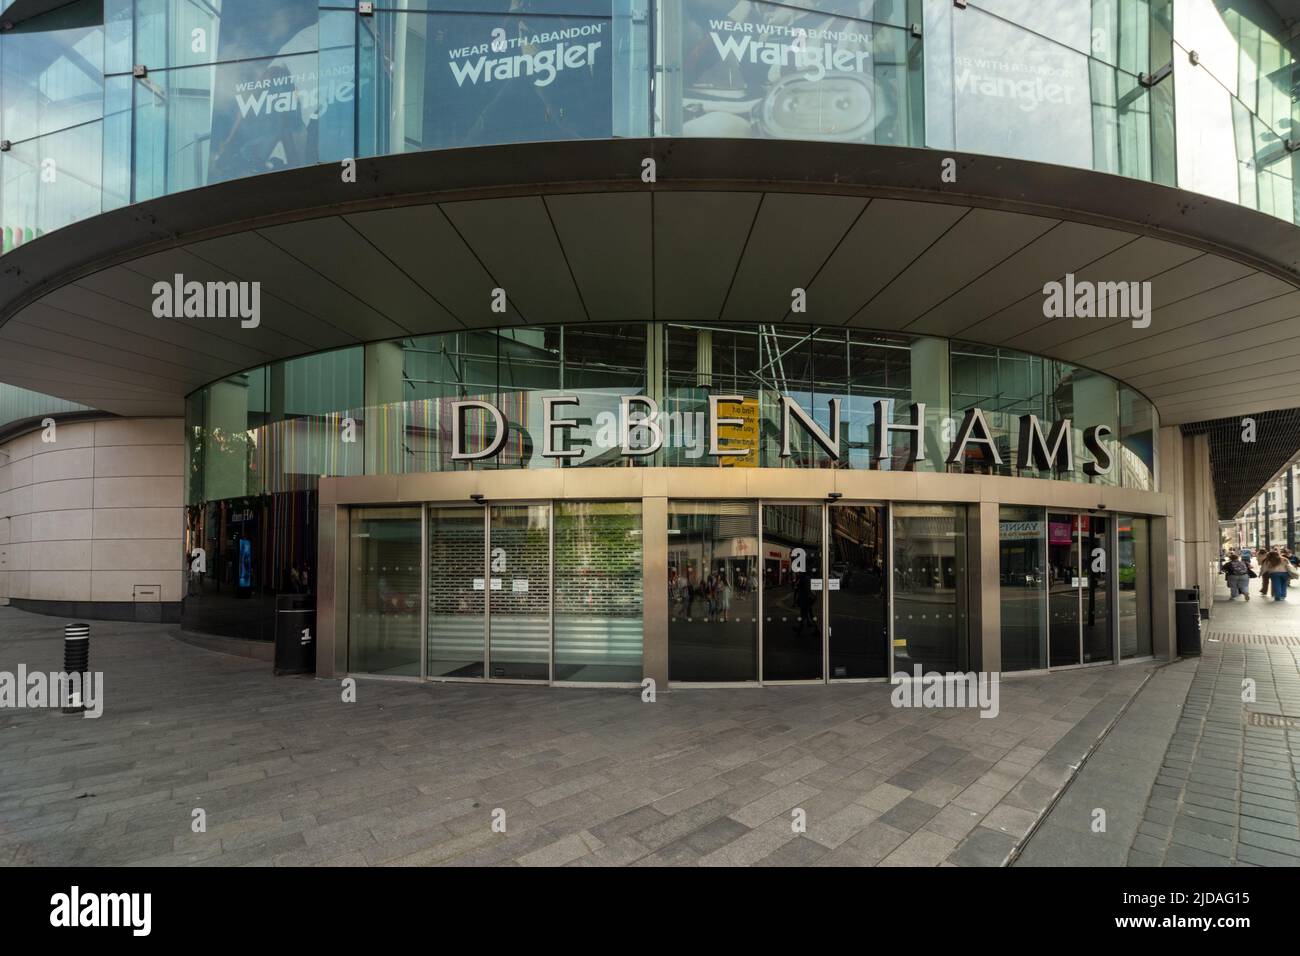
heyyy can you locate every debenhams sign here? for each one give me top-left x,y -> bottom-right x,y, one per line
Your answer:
451,395 -> 1114,475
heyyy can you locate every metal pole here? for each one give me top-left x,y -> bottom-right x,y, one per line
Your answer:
1288,466 -> 1296,552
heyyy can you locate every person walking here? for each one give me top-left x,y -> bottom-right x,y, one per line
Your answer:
1259,548 -> 1288,601
1260,548 -> 1276,598
1222,551 -> 1251,601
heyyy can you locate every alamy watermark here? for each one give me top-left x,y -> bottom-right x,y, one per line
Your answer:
50,886 -> 150,936
890,666 -> 1000,718
1043,273 -> 1151,329
0,666 -> 104,718
151,274 -> 260,328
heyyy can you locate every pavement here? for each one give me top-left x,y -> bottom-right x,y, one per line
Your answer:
0,605 -> 1165,867
1017,580 -> 1300,867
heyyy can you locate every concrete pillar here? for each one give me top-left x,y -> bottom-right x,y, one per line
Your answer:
909,337 -> 949,474
315,496 -> 347,679
642,496 -> 668,689
1151,513 -> 1174,661
1158,425 -> 1185,587
1289,467 -> 1296,551
364,340 -> 406,476
972,500 -> 1001,672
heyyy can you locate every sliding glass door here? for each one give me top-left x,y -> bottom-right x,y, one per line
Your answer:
828,504 -> 889,679
761,504 -> 824,681
427,506 -> 486,678
1047,512 -> 1081,667
667,501 -> 760,682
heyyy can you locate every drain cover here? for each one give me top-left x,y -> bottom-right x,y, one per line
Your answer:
1209,633 -> 1300,647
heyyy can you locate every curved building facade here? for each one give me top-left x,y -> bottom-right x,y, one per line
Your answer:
3,0 -> 1299,686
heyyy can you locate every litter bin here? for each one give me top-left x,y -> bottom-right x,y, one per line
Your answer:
274,594 -> 317,676
1174,587 -> 1201,657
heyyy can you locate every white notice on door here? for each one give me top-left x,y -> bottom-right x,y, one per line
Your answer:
490,578 -> 503,590
828,579 -> 841,591
513,579 -> 529,593
473,578 -> 485,590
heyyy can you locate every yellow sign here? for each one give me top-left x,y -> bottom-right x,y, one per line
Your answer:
718,397 -> 759,468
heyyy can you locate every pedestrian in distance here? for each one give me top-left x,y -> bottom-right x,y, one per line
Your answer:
1222,551 -> 1251,601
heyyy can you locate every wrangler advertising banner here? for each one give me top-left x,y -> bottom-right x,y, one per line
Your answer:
950,7 -> 1092,169
677,0 -> 896,143
424,3 -> 614,149
208,0 -> 353,183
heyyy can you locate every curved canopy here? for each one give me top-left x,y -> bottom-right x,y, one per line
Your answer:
2,138 -> 1300,425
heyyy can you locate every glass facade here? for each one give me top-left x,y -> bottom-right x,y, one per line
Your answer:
181,323 -> 1157,649
6,0 -> 1300,254
341,498 -> 1150,684
185,324 -> 1159,500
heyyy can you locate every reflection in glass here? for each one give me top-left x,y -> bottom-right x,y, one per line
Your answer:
1118,515 -> 1152,658
892,504 -> 968,673
348,507 -> 421,675
668,0 -> 919,145
950,6 -> 1093,169
1000,505 -> 1047,671
762,504 -> 823,680
1,6 -> 104,142
554,501 -> 642,682
1047,512 -> 1081,666
427,506 -> 485,678
1082,515 -> 1112,662
488,504 -> 550,680
828,504 -> 888,678
668,501 -> 759,681
1119,386 -> 1156,490
949,343 -> 1045,476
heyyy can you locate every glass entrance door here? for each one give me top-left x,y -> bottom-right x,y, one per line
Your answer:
667,501 -> 760,682
1047,512 -> 1080,667
1081,515 -> 1112,663
348,507 -> 422,676
761,504 -> 824,681
428,506 -> 486,678
828,504 -> 889,678
488,505 -> 551,680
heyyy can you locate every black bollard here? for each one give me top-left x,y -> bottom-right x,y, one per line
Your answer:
62,623 -> 89,714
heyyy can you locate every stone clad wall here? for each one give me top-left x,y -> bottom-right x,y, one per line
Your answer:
0,418 -> 185,620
